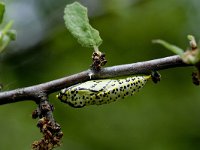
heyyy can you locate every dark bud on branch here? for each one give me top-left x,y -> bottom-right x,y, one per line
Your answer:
192,71 -> 200,85
32,109 -> 39,119
151,71 -> 161,84
91,52 -> 107,71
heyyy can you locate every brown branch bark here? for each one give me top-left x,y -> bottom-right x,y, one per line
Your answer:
0,55 -> 191,105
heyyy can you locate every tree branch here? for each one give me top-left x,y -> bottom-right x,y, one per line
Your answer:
0,55 -> 191,105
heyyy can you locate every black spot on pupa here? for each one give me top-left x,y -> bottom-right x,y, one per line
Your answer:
71,90 -> 75,94
96,95 -> 100,99
71,96 -> 75,101
119,81 -> 123,84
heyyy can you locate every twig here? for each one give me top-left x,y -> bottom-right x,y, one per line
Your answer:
32,96 -> 63,150
0,55 -> 191,105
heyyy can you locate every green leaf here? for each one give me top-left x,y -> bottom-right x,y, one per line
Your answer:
64,2 -> 102,48
153,39 -> 184,56
0,2 -> 5,24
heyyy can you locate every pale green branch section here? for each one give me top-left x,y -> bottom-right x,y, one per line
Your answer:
181,35 -> 200,64
188,35 -> 197,49
63,2 -> 102,48
153,39 -> 184,56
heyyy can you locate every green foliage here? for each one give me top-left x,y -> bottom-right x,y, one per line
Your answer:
63,2 -> 102,48
1,1 -> 200,150
153,39 -> 184,56
0,2 -> 5,24
0,21 -> 16,53
0,3 -> 16,53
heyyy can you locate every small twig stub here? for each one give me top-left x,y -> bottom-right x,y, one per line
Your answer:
32,99 -> 63,150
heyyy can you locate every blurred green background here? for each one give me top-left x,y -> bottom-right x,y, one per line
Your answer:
0,0 -> 200,149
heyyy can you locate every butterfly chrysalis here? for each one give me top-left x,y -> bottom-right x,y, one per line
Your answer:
57,75 -> 151,108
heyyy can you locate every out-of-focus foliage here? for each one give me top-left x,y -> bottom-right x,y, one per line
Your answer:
0,2 -> 16,53
0,2 -> 5,24
0,21 -> 16,52
0,0 -> 200,150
